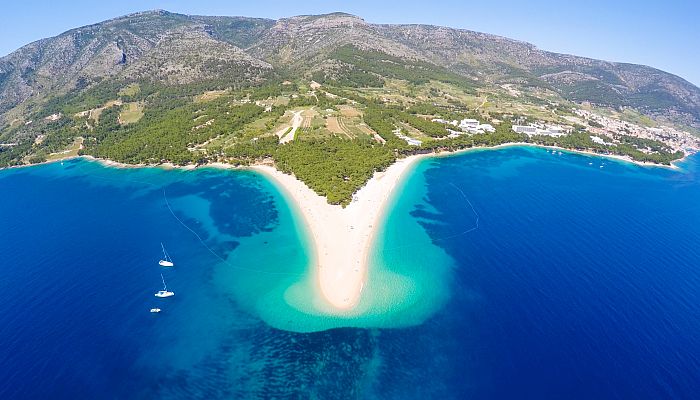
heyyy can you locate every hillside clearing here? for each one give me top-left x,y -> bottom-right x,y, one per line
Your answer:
118,102 -> 145,125
46,137 -> 84,161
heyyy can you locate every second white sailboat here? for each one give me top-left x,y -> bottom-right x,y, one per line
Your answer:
155,273 -> 174,298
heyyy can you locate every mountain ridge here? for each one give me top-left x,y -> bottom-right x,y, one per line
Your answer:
1,10 -> 698,131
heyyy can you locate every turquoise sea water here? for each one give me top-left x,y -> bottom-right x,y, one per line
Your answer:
1,147 -> 699,398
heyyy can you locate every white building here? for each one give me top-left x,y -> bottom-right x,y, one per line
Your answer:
477,123 -> 496,133
433,117 -> 496,135
512,125 -> 538,134
459,118 -> 480,130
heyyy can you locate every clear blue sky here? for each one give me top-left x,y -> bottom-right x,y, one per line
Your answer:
1,0 -> 698,87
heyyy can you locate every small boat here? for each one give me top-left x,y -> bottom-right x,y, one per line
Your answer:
159,243 -> 174,267
150,308 -> 161,313
155,273 -> 174,298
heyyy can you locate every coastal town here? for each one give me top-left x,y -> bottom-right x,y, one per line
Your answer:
571,109 -> 700,155
412,108 -> 700,157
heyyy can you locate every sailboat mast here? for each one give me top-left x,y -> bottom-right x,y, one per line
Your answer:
161,242 -> 171,262
161,273 -> 167,291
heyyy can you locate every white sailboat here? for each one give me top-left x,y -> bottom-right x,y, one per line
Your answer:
150,308 -> 161,313
158,243 -> 174,267
155,273 -> 174,298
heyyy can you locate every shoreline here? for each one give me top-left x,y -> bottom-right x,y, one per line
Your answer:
412,142 -> 687,170
2,143 -> 693,310
1,142 -> 690,173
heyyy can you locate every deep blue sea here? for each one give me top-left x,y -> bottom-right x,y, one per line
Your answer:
1,146 -> 699,399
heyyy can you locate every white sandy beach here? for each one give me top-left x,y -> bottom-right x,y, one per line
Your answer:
252,155 -> 424,310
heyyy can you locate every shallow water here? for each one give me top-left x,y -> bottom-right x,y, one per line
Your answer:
1,147 -> 699,398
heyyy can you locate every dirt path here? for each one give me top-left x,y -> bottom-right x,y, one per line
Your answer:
279,110 -> 303,144
476,96 -> 488,111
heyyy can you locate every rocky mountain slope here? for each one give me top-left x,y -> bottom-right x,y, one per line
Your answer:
1,10 -> 698,131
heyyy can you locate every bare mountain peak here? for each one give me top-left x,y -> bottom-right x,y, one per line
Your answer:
274,12 -> 367,30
